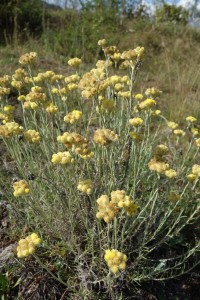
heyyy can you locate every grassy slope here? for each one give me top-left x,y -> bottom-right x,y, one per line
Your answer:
0,18 -> 200,122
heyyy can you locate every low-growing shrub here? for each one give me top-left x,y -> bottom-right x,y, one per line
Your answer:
0,39 -> 199,299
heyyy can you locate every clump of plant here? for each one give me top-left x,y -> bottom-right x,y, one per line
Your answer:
0,39 -> 199,299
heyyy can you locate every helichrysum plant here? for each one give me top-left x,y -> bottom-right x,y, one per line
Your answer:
0,38 -> 199,299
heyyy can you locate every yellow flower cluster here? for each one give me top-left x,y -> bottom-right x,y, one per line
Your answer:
96,191 -> 137,223
24,130 -> 41,143
96,195 -> 120,223
68,58 -> 82,68
0,75 -> 11,86
33,70 -> 56,83
186,116 -> 197,123
191,127 -> 200,137
174,129 -> 185,137
187,165 -> 200,182
148,144 -> 176,175
148,158 -> 169,174
187,174 -> 197,182
65,74 -> 80,84
98,39 -> 106,47
17,233 -> 41,258
104,249 -> 127,273
12,68 -> 27,81
45,102 -> 58,114
93,129 -> 118,146
0,105 -> 15,123
111,190 -> 138,216
104,45 -> 118,56
96,60 -> 112,69
0,87 -> 10,96
166,121 -> 185,137
195,139 -> 200,147
165,169 -> 177,178
51,151 -> 74,164
151,109 -> 161,116
134,93 -> 143,101
139,98 -> 156,110
22,87 -> 47,110
77,179 -> 93,195
0,122 -> 23,138
57,132 -> 93,159
192,165 -> 200,176
121,47 -> 144,62
145,87 -> 162,97
19,52 -> 37,65
129,117 -> 143,127
57,132 -> 83,147
13,180 -> 30,197
64,110 -> 82,124
167,121 -> 179,130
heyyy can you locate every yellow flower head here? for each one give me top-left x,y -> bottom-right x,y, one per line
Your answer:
165,169 -> 177,178
145,87 -> 162,97
104,46 -> 118,56
64,110 -> 82,124
187,173 -> 197,182
11,80 -> 23,90
77,179 -> 93,195
104,249 -> 127,273
51,151 -> 74,164
68,58 -> 82,68
129,117 -> 143,127
186,116 -> 197,123
195,139 -> 200,147
173,129 -> 185,137
19,52 -> 37,65
13,180 -> 30,197
94,129 -> 118,146
191,127 -> 200,137
75,143 -> 94,160
98,39 -> 106,47
0,122 -> 23,138
111,190 -> 138,216
139,98 -> 156,110
0,87 -> 10,96
24,130 -> 41,143
151,109 -> 161,116
148,158 -> 169,174
57,132 -> 84,148
134,93 -> 143,101
3,105 -> 15,113
65,74 -> 80,84
96,60 -> 112,69
17,233 -> 41,258
45,102 -> 58,114
192,164 -> 200,177
96,195 -> 119,223
167,121 -> 178,130
111,52 -> 121,61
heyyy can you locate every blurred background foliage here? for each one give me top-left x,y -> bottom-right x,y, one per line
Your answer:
0,0 -> 199,59
0,0 -> 200,120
